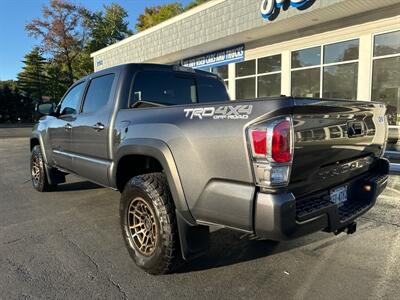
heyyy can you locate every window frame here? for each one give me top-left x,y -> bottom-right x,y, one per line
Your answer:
234,53 -> 282,99
371,29 -> 400,126
290,37 -> 360,99
80,73 -> 116,114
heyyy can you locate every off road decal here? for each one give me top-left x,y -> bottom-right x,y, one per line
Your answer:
184,105 -> 253,120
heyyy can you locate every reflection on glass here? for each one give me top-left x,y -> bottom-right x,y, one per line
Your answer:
236,60 -> 256,77
291,68 -> 320,98
372,56 -> 400,125
258,74 -> 281,97
236,77 -> 256,99
258,54 -> 281,74
324,39 -> 359,64
291,47 -> 321,68
323,63 -> 358,100
211,65 -> 228,79
374,30 -> 400,57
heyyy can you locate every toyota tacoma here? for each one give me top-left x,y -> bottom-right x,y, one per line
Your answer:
31,63 -> 390,274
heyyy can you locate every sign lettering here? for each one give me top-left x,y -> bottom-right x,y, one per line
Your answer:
182,44 -> 245,69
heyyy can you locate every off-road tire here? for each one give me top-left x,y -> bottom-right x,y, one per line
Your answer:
31,145 -> 57,192
120,173 -> 182,275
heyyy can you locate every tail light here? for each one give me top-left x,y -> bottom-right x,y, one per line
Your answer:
247,116 -> 293,187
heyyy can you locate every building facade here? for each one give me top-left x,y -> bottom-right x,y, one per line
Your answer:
91,0 -> 400,140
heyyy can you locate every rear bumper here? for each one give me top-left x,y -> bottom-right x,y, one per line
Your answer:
254,158 -> 390,240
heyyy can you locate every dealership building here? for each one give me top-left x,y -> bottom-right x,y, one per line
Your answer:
91,0 -> 400,155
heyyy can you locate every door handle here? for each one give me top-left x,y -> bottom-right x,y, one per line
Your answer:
93,122 -> 105,131
64,123 -> 72,131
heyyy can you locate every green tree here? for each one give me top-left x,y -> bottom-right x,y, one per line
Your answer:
185,0 -> 209,10
77,3 -> 133,77
135,1 -> 210,32
82,3 -> 132,53
45,59 -> 70,102
17,47 -> 48,100
135,3 -> 184,32
26,0 -> 84,85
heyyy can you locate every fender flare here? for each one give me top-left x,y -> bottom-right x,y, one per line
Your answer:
30,131 -> 48,164
112,138 -> 196,225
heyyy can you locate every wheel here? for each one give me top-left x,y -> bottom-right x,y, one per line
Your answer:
31,145 -> 56,192
120,173 -> 181,275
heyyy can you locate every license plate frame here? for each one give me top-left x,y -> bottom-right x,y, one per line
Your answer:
330,185 -> 348,206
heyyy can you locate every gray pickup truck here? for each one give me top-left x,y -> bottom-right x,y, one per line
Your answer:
31,63 -> 390,274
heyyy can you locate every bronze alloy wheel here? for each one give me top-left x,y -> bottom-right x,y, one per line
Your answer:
127,197 -> 158,256
31,153 -> 41,186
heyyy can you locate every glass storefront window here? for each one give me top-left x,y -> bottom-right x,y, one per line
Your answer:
324,39 -> 359,64
291,68 -> 320,98
235,55 -> 282,100
236,77 -> 256,99
211,65 -> 228,79
374,30 -> 400,57
291,40 -> 359,100
372,56 -> 400,126
258,54 -> 281,74
236,60 -> 256,77
258,74 -> 281,98
323,63 -> 358,99
291,46 -> 321,68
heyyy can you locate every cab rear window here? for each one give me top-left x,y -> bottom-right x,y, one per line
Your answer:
131,71 -> 197,107
129,71 -> 229,107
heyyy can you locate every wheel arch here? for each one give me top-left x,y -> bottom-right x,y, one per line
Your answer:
112,138 -> 195,225
30,132 -> 49,164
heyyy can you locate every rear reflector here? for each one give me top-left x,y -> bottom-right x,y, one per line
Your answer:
272,120 -> 292,163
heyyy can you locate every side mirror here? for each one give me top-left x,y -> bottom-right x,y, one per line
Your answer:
37,103 -> 55,116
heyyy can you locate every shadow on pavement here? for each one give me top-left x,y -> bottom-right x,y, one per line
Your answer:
177,228 -> 333,273
55,180 -> 103,192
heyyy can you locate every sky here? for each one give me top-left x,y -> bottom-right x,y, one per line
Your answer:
0,0 -> 192,81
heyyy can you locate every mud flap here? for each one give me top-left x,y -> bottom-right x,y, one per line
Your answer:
176,210 -> 210,261
44,164 -> 66,185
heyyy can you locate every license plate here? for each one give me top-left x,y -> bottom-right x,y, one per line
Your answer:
330,185 -> 348,206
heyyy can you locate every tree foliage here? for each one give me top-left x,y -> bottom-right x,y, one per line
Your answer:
135,0 -> 209,32
136,3 -> 184,32
185,0 -> 210,10
17,47 -> 48,100
0,82 -> 33,123
82,3 -> 132,53
26,0 -> 84,85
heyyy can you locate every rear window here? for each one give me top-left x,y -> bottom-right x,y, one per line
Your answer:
131,71 -> 197,107
197,76 -> 230,103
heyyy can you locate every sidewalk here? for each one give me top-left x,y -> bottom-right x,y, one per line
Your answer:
0,124 -> 33,138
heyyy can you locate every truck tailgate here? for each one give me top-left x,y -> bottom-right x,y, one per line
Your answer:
289,99 -> 387,198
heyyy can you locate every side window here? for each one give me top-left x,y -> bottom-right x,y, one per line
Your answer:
82,74 -> 115,113
59,82 -> 85,115
131,71 -> 197,106
197,76 -> 230,103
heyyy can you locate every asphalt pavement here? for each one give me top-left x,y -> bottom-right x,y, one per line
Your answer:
0,137 -> 399,299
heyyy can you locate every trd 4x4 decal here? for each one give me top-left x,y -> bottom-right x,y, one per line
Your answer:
184,105 -> 253,120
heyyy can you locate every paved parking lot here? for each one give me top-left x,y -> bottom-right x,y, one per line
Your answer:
0,137 -> 399,299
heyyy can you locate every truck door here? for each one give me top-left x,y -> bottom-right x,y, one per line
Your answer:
69,73 -> 116,186
48,81 -> 86,171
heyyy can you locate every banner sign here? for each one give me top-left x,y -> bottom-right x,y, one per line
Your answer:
182,44 -> 245,69
261,0 -> 313,21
